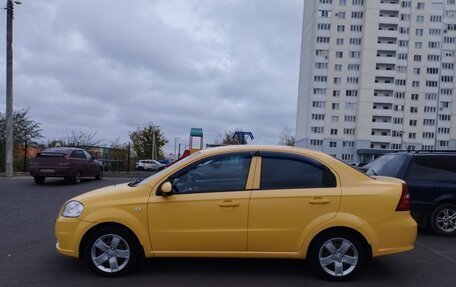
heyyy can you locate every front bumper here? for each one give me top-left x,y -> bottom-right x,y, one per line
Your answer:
55,216 -> 94,258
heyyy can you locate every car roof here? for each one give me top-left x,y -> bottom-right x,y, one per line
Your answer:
42,147 -> 81,154
384,151 -> 456,157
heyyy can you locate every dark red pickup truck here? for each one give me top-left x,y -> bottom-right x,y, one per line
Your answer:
29,147 -> 103,184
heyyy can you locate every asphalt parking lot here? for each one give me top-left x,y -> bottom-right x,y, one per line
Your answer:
0,177 -> 455,287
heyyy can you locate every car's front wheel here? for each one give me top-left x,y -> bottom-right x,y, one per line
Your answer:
430,203 -> 456,236
85,226 -> 140,276
308,231 -> 366,281
34,176 -> 45,184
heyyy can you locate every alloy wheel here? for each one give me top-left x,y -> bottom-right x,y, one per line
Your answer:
90,234 -> 131,273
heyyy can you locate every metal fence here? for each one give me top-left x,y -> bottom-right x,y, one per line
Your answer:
0,142 -> 144,173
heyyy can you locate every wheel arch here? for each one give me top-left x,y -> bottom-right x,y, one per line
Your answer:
78,222 -> 145,260
305,226 -> 372,260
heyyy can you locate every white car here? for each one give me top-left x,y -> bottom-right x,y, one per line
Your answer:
136,159 -> 165,171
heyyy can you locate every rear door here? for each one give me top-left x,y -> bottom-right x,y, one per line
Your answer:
69,150 -> 89,176
248,152 -> 341,252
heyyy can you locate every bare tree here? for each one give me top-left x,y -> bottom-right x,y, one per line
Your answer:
57,131 -> 103,147
279,126 -> 295,146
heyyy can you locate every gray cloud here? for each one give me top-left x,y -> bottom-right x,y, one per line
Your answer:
0,0 -> 302,153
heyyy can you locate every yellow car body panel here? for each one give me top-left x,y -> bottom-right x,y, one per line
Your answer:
55,145 -> 416,263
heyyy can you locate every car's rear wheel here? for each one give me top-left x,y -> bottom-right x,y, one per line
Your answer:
137,167 -> 144,171
73,171 -> 81,184
85,226 -> 140,277
34,176 -> 45,184
308,231 -> 365,281
430,203 -> 456,236
95,168 -> 103,180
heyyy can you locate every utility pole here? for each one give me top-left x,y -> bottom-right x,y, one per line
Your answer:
5,1 -> 21,177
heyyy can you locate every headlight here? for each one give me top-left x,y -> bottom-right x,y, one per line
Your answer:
62,201 -> 84,218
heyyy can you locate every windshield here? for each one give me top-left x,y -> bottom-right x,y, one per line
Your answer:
366,154 -> 407,178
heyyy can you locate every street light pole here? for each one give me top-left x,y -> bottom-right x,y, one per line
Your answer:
151,125 -> 160,160
5,0 -> 21,177
174,137 -> 180,160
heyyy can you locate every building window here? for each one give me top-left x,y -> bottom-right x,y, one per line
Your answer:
335,64 -> 342,71
330,141 -> 337,148
330,129 -> 338,135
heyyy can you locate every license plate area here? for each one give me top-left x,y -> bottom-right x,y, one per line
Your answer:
40,169 -> 55,173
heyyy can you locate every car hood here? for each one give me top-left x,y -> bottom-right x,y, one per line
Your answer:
70,182 -> 150,207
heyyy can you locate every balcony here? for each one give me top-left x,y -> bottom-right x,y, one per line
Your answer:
372,122 -> 393,129
377,43 -> 397,51
374,82 -> 395,91
371,135 -> 393,143
376,56 -> 397,64
378,29 -> 398,38
379,3 -> 401,11
375,69 -> 396,78
379,15 -> 399,25
372,108 -> 393,117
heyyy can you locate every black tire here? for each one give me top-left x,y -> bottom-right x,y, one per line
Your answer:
34,176 -> 45,184
430,203 -> 456,236
95,168 -> 103,180
137,167 -> 144,171
73,171 -> 81,184
84,226 -> 140,277
308,231 -> 366,281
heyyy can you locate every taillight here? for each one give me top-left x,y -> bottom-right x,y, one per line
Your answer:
396,183 -> 411,211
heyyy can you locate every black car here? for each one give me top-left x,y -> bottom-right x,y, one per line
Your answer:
365,151 -> 456,236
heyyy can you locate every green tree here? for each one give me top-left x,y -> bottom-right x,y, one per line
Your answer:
279,127 -> 295,146
0,108 -> 43,144
129,123 -> 168,159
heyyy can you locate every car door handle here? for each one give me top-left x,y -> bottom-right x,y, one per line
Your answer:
218,200 -> 240,207
309,197 -> 330,205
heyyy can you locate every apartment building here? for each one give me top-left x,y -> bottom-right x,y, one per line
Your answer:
296,0 -> 456,163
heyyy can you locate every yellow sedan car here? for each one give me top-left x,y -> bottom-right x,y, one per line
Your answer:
55,145 -> 416,280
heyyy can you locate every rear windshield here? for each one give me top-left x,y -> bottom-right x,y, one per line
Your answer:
38,148 -> 72,156
366,154 -> 407,178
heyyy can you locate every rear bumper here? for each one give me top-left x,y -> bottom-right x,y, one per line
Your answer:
29,166 -> 73,177
371,212 -> 417,257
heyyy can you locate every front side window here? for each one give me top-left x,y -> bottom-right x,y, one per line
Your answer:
170,153 -> 252,194
260,154 -> 336,190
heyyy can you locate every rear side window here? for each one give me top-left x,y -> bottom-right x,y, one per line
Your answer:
70,150 -> 87,159
260,155 -> 336,190
405,156 -> 456,181
366,154 -> 407,177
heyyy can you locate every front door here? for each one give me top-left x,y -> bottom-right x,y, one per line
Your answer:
148,152 -> 255,252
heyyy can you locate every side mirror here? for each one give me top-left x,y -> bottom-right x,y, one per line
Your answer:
160,181 -> 173,196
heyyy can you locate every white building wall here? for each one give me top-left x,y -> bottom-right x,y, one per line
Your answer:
296,0 -> 456,163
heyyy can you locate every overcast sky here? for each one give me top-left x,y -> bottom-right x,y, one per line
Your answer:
0,0 -> 303,154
